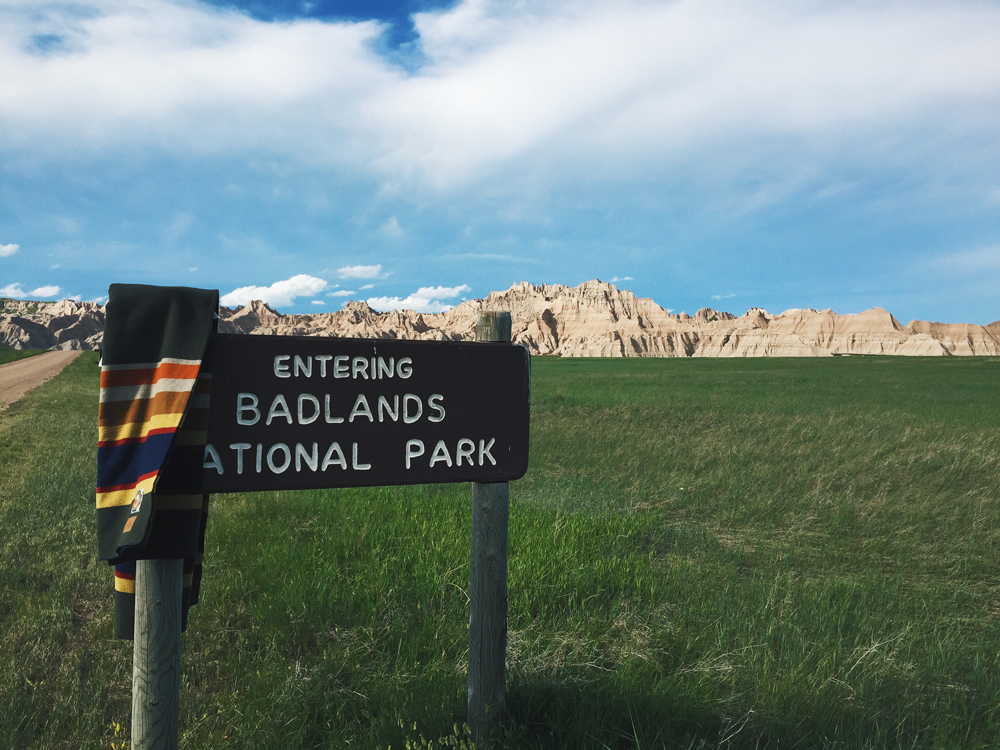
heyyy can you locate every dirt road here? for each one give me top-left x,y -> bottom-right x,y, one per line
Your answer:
0,350 -> 84,409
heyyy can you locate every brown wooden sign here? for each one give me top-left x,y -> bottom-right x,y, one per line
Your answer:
203,333 -> 530,492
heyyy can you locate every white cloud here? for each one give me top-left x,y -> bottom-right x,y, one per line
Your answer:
712,293 -> 737,300
220,273 -> 328,307
359,284 -> 374,290
2,283 -> 62,298
609,276 -> 633,283
328,289 -> 356,297
2,0 -> 999,188
338,264 -> 384,279
30,285 -> 62,297
91,294 -> 109,305
367,284 -> 472,313
311,299 -> 325,305
1,243 -> 19,257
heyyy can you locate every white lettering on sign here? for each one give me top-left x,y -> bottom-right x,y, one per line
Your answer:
298,394 -> 320,425
349,394 -> 374,423
378,395 -> 398,422
353,443 -> 371,470
268,443 -> 291,473
237,391 -> 446,426
323,442 -> 347,470
479,438 -> 496,466
352,357 -> 368,379
402,438 -> 496,469
237,393 -> 260,425
403,393 -> 422,423
266,395 -> 293,425
324,395 -> 344,424
429,440 -> 452,467
296,442 -> 318,472
428,394 -> 445,422
204,444 -> 224,474
209,349 -> 515,484
294,355 -> 312,378
456,438 -> 475,466
405,439 -> 425,469
231,442 -> 251,473
205,441 -> 377,475
270,354 -> 415,380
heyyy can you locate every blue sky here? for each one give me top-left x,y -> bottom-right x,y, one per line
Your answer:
2,0 -> 999,323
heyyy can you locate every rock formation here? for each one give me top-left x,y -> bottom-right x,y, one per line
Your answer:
0,298 -> 105,351
2,281 -> 998,357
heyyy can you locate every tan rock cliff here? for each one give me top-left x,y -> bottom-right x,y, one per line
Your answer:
0,299 -> 105,351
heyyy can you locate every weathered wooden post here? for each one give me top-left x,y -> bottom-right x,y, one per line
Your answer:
132,559 -> 183,750
468,311 -> 512,749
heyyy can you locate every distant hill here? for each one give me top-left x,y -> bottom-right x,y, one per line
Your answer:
0,298 -> 105,352
2,281 -> 999,356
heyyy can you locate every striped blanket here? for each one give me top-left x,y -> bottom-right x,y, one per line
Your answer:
96,284 -> 218,639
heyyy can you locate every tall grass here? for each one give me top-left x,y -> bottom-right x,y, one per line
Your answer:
1,354 -> 999,748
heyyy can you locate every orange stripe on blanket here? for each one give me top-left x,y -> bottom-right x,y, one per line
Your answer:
101,362 -> 202,388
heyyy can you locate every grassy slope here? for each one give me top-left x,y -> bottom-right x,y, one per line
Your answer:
1,355 -> 999,749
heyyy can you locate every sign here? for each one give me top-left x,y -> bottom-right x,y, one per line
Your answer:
203,334 -> 530,492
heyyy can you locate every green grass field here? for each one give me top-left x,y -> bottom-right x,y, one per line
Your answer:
2,354 -> 999,749
0,346 -> 48,366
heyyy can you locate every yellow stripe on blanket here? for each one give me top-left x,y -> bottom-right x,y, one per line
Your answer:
98,411 -> 187,444
97,475 -> 157,509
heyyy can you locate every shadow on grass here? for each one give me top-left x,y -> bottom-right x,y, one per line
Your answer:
506,682 -> 746,750
503,679 -> 929,750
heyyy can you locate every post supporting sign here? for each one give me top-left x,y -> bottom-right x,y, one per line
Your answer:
468,312 -> 512,749
126,315 -> 528,750
132,559 -> 183,750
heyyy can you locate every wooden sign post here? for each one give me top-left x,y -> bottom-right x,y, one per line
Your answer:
132,559 -> 183,750
468,312 -> 512,749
